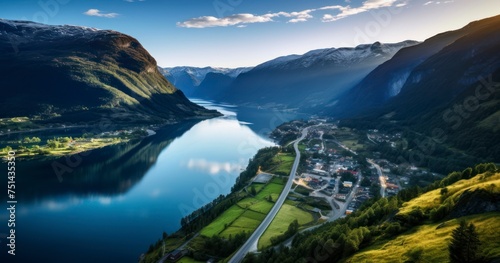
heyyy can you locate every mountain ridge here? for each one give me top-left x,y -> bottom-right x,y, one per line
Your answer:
214,40 -> 419,109
0,19 -> 219,125
160,66 -> 252,96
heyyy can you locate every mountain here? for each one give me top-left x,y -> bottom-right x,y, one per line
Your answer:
0,19 -> 219,125
327,15 -> 500,119
191,72 -> 235,99
214,41 -> 419,109
160,66 -> 252,96
248,163 -> 500,263
332,15 -> 500,161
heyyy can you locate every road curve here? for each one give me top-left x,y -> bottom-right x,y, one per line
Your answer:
228,127 -> 310,263
368,159 -> 386,198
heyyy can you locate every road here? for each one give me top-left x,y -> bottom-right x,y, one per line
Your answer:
366,133 -> 377,144
228,126 -> 310,263
368,159 -> 386,198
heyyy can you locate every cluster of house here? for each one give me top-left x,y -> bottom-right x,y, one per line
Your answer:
346,186 -> 373,215
334,180 -> 354,201
303,175 -> 328,189
367,129 -> 403,147
373,158 -> 442,196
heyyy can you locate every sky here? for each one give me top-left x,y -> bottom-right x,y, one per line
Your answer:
0,0 -> 498,68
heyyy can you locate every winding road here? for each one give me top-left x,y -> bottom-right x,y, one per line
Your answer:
228,126 -> 310,263
368,159 -> 386,198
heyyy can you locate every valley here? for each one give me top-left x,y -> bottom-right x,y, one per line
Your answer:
0,5 -> 499,263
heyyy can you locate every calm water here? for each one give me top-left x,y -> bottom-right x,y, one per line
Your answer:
0,100 -> 304,263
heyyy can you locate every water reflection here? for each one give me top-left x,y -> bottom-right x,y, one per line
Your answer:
10,120 -> 198,203
0,100 -> 301,263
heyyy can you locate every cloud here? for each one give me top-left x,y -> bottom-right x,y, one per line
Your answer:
287,9 -> 315,23
178,0 -> 404,28
98,197 -> 112,205
186,159 -> 244,175
83,9 -> 119,18
177,13 -> 275,28
423,0 -> 454,5
177,10 -> 315,28
321,0 -> 401,22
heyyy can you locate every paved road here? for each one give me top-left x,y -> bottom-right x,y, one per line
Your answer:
368,159 -> 386,198
228,126 -> 310,263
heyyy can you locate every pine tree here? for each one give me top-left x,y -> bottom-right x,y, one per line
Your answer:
449,220 -> 481,263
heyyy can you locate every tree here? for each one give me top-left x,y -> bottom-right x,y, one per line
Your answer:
360,177 -> 371,187
449,220 -> 480,263
2,146 -> 12,153
250,185 -> 257,196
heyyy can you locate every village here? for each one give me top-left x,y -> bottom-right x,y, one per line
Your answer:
272,119 -> 441,220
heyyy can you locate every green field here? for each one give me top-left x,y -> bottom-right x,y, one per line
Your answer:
255,183 -> 285,201
219,210 -> 266,238
248,200 -> 274,214
268,152 -> 295,175
200,177 -> 286,239
178,257 -> 204,263
339,139 -> 365,151
200,206 -> 245,237
251,183 -> 266,194
237,197 -> 260,209
347,212 -> 500,263
258,204 -> 314,249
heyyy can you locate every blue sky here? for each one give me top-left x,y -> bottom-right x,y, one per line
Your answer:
0,0 -> 498,67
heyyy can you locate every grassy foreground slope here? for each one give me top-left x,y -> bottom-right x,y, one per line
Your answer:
346,171 -> 500,263
346,212 -> 500,263
244,163 -> 500,263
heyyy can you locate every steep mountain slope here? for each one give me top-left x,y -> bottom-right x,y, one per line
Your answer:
191,72 -> 234,99
160,66 -> 252,96
329,15 -> 500,118
246,163 -> 500,263
0,19 -> 218,124
215,41 -> 418,109
335,15 -> 500,161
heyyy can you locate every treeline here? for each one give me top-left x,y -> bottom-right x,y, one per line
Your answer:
232,147 -> 281,192
180,194 -> 239,233
244,163 -> 498,263
270,120 -> 305,146
188,233 -> 249,261
269,220 -> 299,246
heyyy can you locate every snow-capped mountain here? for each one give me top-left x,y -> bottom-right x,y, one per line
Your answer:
253,41 -> 419,71
159,66 -> 252,96
214,41 -> 419,109
327,14 -> 500,120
